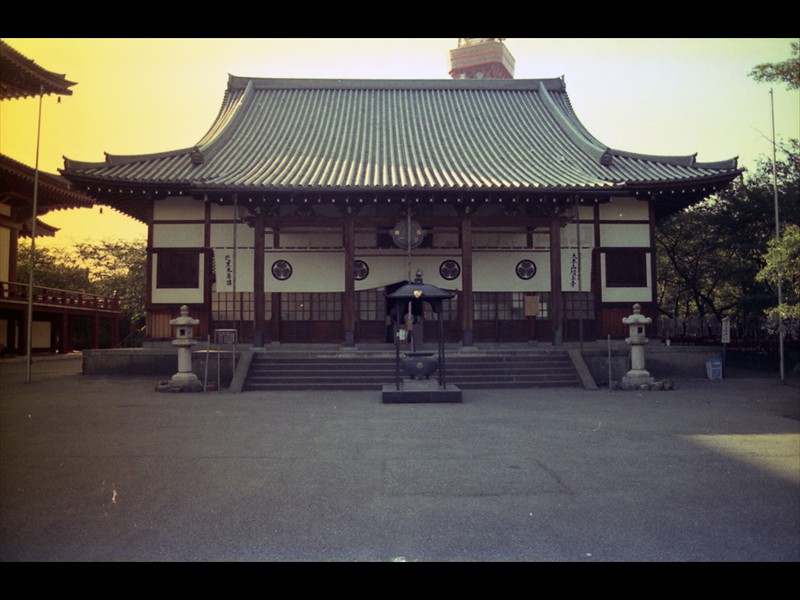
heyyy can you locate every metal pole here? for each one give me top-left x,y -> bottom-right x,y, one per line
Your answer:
607,334 -> 612,392
232,195 -> 238,337
575,196 -> 583,351
406,208 -> 413,351
204,334 -> 210,391
438,307 -> 446,389
25,87 -> 44,384
770,89 -> 785,382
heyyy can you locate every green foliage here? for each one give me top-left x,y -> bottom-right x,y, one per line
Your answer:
656,139 -> 799,336
757,223 -> 800,322
16,244 -> 92,293
749,41 -> 800,90
72,240 -> 148,325
18,238 -> 147,332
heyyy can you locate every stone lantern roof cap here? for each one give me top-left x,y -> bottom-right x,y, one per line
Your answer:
170,305 -> 200,326
622,303 -> 652,325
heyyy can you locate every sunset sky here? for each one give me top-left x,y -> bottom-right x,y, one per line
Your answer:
2,38 -> 798,249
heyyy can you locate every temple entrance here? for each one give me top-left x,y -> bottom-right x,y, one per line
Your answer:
472,292 -> 530,343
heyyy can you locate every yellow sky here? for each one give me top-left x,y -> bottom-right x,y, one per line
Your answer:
2,38 -> 798,249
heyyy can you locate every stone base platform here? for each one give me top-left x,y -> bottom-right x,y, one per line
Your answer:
381,380 -> 463,403
619,376 -> 675,391
155,376 -> 205,393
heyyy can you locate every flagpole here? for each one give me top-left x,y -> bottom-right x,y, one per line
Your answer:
25,87 -> 44,384
770,88 -> 784,383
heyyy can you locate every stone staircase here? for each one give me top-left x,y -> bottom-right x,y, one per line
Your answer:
242,348 -> 584,392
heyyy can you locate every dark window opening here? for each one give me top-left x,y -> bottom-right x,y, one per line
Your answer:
605,250 -> 647,287
156,251 -> 200,289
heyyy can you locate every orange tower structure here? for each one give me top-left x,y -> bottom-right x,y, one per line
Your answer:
448,38 -> 515,79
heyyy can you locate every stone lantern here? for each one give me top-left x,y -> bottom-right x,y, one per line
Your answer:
621,303 -> 655,389
164,305 -> 203,392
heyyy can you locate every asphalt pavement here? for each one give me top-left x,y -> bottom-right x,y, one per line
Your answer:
1,353 -> 798,562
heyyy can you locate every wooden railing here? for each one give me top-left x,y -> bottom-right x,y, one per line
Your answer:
0,281 -> 120,312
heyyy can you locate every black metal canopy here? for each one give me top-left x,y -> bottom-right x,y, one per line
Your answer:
386,272 -> 456,308
387,271 -> 454,390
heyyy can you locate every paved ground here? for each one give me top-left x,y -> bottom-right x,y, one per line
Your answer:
1,354 -> 798,562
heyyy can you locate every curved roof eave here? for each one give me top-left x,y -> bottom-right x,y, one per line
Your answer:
0,40 -> 76,100
60,76 -> 741,201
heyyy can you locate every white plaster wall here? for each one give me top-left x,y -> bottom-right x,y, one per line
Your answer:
473,251 -> 550,292
560,224 -> 595,247
561,248 -> 593,292
208,247 -> 597,294
153,197 -> 204,220
432,231 -> 459,248
264,250 -> 344,292
355,232 -> 377,247
472,231 -> 528,248
280,232 -> 342,248
599,197 -> 649,220
212,248 -> 254,292
599,223 -> 650,247
210,222 -> 254,248
152,223 -> 205,248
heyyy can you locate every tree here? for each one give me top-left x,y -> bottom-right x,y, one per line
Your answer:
655,140 -> 799,337
749,41 -> 800,90
16,244 -> 92,293
18,239 -> 147,340
757,223 -> 800,336
73,240 -> 147,327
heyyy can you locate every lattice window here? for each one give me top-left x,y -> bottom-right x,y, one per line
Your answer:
564,292 -> 594,319
473,292 -> 526,320
423,295 -> 458,321
211,292 -> 257,321
280,292 -> 341,321
357,289 -> 385,321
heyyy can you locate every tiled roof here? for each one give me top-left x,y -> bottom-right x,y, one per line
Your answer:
0,40 -> 76,100
62,76 -> 740,207
0,154 -> 95,237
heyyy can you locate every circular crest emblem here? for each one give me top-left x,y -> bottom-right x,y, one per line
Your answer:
271,260 -> 293,280
439,260 -> 461,281
515,259 -> 537,280
354,260 -> 369,281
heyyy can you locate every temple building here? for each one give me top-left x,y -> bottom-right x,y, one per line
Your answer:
60,39 -> 741,348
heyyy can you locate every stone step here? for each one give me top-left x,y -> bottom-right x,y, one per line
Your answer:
242,351 -> 582,391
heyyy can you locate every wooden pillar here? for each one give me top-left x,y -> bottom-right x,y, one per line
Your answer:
550,217 -> 563,346
460,215 -> 473,347
343,216 -> 356,346
62,312 -> 72,353
271,292 -> 280,342
5,312 -> 17,353
253,212 -> 265,346
648,198 -> 658,305
111,314 -> 120,348
8,228 -> 19,282
92,312 -> 100,349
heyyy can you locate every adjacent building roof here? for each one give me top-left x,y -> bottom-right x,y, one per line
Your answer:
61,76 -> 741,222
0,154 -> 94,237
0,39 -> 76,100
